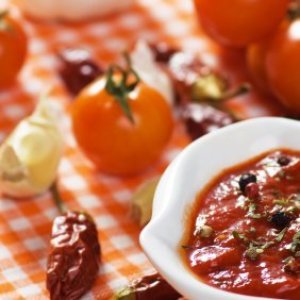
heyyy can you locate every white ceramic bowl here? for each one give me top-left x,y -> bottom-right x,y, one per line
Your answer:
140,117 -> 300,300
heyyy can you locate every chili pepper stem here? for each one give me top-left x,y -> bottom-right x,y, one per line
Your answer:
221,105 -> 244,122
222,83 -> 251,101
204,83 -> 250,122
50,182 -> 67,214
212,83 -> 251,122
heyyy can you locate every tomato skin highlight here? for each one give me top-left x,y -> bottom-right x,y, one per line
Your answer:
0,14 -> 27,88
194,0 -> 289,47
266,20 -> 300,115
71,78 -> 174,176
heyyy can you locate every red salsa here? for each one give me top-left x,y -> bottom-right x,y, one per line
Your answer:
183,150 -> 300,299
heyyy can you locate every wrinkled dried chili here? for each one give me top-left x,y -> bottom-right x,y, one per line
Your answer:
46,184 -> 101,300
58,48 -> 104,95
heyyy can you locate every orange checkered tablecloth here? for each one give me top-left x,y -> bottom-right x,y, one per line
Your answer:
0,0 -> 284,299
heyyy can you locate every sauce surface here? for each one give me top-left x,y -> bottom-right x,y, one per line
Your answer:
183,150 -> 300,299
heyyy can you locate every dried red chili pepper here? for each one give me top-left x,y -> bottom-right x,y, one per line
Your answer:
46,185 -> 101,300
115,273 -> 182,300
180,103 -> 235,140
168,51 -> 249,106
58,48 -> 104,96
168,52 -> 215,105
149,43 -> 179,64
166,51 -> 249,140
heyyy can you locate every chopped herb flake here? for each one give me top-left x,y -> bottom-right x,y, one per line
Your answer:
283,256 -> 300,275
287,231 -> 300,253
247,203 -> 262,219
275,228 -> 287,243
273,199 -> 289,206
232,231 -> 248,244
245,243 -> 264,261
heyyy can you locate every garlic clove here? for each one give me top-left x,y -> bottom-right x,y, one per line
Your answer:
130,41 -> 174,105
0,96 -> 63,198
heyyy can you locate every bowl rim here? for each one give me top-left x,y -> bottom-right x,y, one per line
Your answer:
140,116 -> 300,300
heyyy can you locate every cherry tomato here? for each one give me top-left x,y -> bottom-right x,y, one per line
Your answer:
71,68 -> 173,176
246,41 -> 270,95
0,11 -> 27,88
194,0 -> 289,47
265,20 -> 300,114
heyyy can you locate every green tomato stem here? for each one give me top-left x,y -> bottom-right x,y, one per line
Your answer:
105,53 -> 140,124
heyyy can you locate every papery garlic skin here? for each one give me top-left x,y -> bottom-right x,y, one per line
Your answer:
13,0 -> 134,22
131,41 -> 174,106
0,97 -> 63,198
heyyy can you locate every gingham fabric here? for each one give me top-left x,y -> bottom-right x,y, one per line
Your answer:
0,0 -> 283,299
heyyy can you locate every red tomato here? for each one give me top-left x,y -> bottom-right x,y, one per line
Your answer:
194,0 -> 289,47
0,12 -> 27,88
265,20 -> 300,114
71,70 -> 174,176
246,41 -> 270,95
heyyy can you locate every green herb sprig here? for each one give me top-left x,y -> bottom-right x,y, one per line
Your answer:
287,231 -> 300,254
232,227 -> 288,261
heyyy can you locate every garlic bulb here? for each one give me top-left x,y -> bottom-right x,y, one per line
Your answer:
13,0 -> 134,22
130,41 -> 174,105
0,96 -> 63,198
